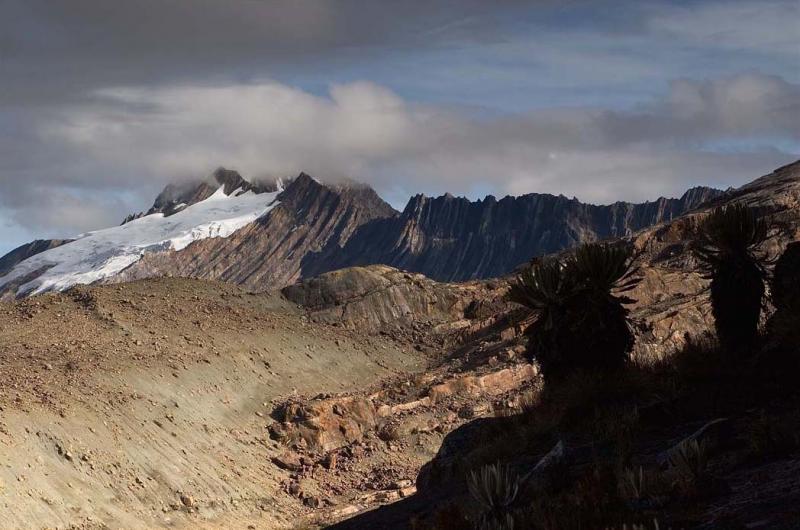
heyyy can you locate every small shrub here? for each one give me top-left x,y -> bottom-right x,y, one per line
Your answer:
468,462 -> 521,529
478,513 -> 515,530
667,438 -> 709,496
620,466 -> 646,501
605,520 -> 663,530
617,465 -> 672,511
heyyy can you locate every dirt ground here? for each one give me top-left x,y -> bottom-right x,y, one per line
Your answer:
0,278 -> 429,529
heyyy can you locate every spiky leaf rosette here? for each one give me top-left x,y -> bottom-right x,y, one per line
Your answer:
693,203 -> 768,269
507,259 -> 575,315
692,204 -> 768,354
468,462 -> 520,529
569,242 -> 640,297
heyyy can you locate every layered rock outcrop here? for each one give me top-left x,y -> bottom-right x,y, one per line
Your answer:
281,265 -> 480,334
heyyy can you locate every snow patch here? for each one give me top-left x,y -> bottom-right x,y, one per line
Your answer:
0,186 -> 280,296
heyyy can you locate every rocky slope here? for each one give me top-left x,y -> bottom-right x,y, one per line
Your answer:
0,273 -> 536,530
0,163 -> 797,529
0,278 -> 432,529
624,160 -> 800,359
324,162 -> 800,530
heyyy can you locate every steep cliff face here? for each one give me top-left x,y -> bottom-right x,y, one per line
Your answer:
332,186 -> 723,281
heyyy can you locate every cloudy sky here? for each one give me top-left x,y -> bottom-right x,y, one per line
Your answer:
1,0 -> 798,255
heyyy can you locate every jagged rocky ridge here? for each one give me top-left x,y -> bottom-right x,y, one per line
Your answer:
1,167 -> 725,296
328,184 -> 723,281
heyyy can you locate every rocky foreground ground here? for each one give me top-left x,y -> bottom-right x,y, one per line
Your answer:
0,277 -> 430,529
0,270 -> 537,529
0,162 -> 798,529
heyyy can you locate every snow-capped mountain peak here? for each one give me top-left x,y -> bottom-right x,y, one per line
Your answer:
0,183 -> 281,297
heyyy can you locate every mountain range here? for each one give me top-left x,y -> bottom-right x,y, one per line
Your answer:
0,167 -> 726,299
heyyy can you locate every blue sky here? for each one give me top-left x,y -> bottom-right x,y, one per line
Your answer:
1,0 -> 798,256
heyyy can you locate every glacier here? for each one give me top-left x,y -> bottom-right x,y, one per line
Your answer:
0,185 -> 280,296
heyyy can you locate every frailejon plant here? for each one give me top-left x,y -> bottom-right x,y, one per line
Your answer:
621,466 -> 646,501
692,204 -> 768,355
668,438 -> 708,494
508,243 -> 639,382
467,462 -> 520,530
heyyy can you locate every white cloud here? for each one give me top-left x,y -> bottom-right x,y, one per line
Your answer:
0,72 -> 796,242
34,74 -> 800,209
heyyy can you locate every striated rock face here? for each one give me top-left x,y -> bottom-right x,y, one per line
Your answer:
0,239 -> 72,277
331,186 -> 723,282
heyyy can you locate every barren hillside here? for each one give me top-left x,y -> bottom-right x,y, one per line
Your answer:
0,278 -> 432,529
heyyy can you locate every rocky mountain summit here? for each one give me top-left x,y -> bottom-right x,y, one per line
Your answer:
121,167 -> 286,223
115,172 -> 398,290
